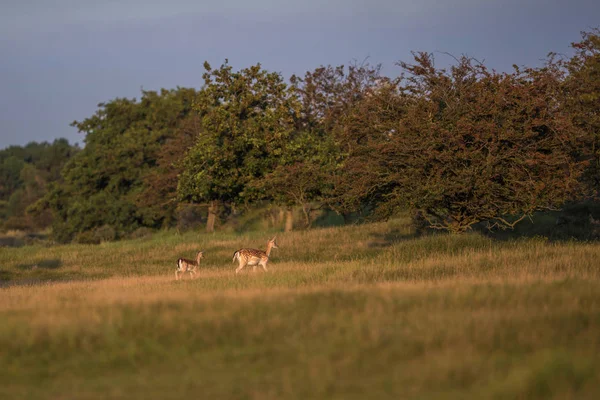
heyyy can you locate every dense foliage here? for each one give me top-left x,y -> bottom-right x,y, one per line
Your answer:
35,88 -> 199,242
176,62 -> 300,231
335,54 -> 587,232
0,139 -> 79,231
2,29 -> 599,241
557,29 -> 600,196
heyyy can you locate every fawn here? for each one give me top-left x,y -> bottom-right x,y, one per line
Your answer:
176,251 -> 204,280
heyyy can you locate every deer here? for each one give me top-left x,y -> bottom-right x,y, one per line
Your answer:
232,237 -> 278,274
176,251 -> 204,280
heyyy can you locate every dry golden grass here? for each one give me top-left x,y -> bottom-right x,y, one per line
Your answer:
1,218 -> 600,399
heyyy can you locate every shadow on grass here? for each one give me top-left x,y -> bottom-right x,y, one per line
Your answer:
367,228 -> 422,248
0,236 -> 24,247
0,269 -> 14,282
16,259 -> 62,270
0,277 -> 53,288
0,232 -> 50,248
475,202 -> 600,242
1,259 -> 67,288
352,265 -> 460,283
1,272 -> 111,289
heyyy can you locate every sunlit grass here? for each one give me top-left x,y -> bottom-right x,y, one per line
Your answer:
1,217 -> 599,399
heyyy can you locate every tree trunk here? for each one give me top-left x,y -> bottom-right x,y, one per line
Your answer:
341,212 -> 352,225
285,207 -> 294,232
301,203 -> 311,228
206,200 -> 218,233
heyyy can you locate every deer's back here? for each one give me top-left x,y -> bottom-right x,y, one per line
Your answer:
236,248 -> 268,262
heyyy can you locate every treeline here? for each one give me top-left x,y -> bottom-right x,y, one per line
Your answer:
3,30 -> 599,242
0,139 -> 79,232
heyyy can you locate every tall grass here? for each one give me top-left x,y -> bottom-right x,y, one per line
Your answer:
1,217 -> 599,399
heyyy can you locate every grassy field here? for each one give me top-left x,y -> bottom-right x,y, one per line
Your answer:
1,216 -> 600,399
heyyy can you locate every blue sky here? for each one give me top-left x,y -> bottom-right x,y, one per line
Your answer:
1,0 -> 599,148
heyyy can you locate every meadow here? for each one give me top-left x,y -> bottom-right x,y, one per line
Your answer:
1,216 -> 600,399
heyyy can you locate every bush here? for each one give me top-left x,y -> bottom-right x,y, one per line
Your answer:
93,225 -> 117,243
74,230 -> 99,245
2,216 -> 36,232
128,227 -> 154,240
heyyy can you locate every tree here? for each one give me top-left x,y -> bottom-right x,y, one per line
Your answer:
0,156 -> 25,201
38,88 -> 197,241
557,29 -> 600,197
252,162 -> 324,230
338,53 -> 587,232
247,124 -> 338,230
0,139 -> 78,231
135,103 -> 201,228
321,71 -> 402,220
177,61 -> 299,232
284,63 -> 385,225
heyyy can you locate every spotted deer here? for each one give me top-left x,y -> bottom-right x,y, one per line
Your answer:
233,237 -> 278,274
176,251 -> 204,280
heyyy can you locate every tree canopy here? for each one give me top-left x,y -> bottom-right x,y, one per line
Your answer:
4,28 -> 599,241
35,88 -> 199,242
335,53 -> 587,232
0,139 -> 79,231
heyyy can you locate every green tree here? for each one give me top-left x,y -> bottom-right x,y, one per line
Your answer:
0,139 -> 78,231
0,156 -> 25,201
177,61 -> 299,232
277,64 -> 385,226
38,88 -> 197,241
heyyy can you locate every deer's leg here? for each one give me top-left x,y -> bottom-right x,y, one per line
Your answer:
235,262 -> 246,274
175,270 -> 179,280
260,262 -> 268,272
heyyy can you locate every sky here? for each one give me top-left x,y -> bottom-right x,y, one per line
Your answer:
1,0 -> 599,149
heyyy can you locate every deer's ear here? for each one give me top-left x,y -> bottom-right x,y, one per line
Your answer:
272,236 -> 277,241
